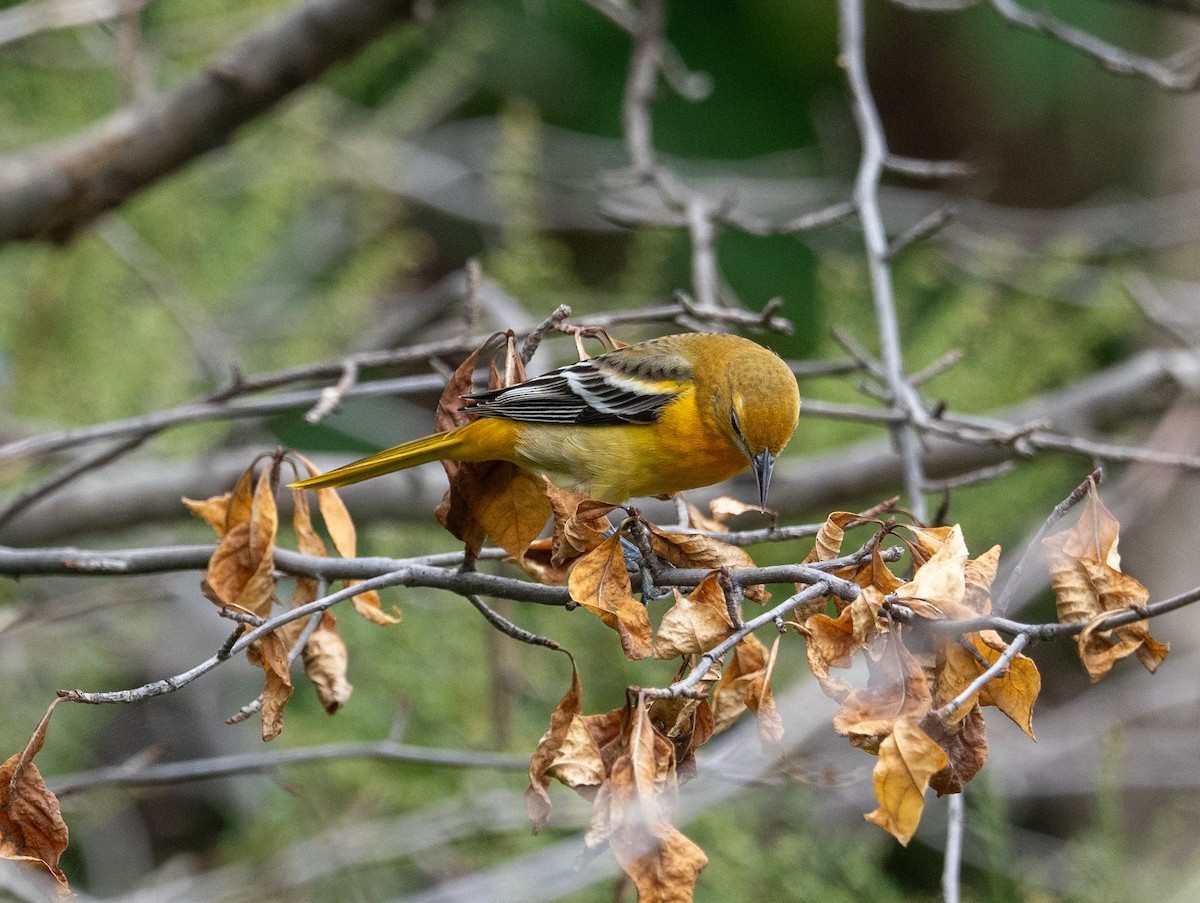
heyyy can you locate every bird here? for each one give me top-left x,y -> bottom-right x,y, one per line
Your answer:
290,332 -> 800,506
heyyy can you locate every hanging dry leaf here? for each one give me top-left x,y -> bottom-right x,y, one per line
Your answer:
434,333 -> 552,559
832,632 -> 932,754
1043,483 -> 1167,681
0,700 -> 70,895
924,706 -> 989,796
682,498 -> 728,534
804,511 -> 861,564
801,588 -> 883,702
894,524 -> 970,620
863,716 -> 948,846
526,659 -> 606,832
247,630 -> 293,742
541,477 -> 618,567
652,572 -> 736,659
711,633 -> 784,754
567,532 -> 654,660
647,524 -> 770,603
302,616 -> 353,714
182,492 -> 234,536
963,545 -> 1001,615
593,701 -> 707,903
207,463 -> 280,620
708,496 -> 769,522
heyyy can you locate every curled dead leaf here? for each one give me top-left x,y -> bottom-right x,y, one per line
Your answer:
1043,483 -> 1167,681
0,700 -> 70,895
567,532 -> 654,660
647,524 -> 770,603
652,572 -> 735,660
302,617 -> 353,714
863,716 -> 948,846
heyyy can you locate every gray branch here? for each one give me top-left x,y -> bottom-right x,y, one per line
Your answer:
0,0 -> 448,246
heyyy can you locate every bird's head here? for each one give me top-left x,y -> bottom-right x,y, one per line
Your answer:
717,348 -> 801,507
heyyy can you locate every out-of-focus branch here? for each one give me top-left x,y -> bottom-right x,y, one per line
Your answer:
839,0 -> 934,521
0,0 -> 145,47
0,0 -> 449,246
48,739 -> 529,797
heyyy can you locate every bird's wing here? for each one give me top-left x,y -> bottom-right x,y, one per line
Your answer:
462,342 -> 692,425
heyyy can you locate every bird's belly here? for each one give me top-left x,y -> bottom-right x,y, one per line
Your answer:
514,423 -> 746,502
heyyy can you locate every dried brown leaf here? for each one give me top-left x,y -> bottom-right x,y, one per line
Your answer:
541,477 -> 618,567
601,702 -> 707,903
647,524 -> 770,603
567,533 -> 654,660
800,588 -> 883,702
652,572 -> 736,659
895,524 -> 970,620
248,631 -> 293,742
711,633 -> 783,755
937,632 -> 1039,739
832,633 -> 933,753
302,617 -> 353,714
201,464 -> 279,619
182,492 -> 233,537
0,700 -> 70,895
1043,484 -> 1167,681
526,660 -> 605,831
863,716 -> 948,846
924,706 -> 989,796
804,511 -> 861,564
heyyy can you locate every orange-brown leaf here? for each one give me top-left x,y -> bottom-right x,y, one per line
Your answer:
925,706 -> 989,796
182,492 -> 233,537
652,572 -> 736,659
963,545 -> 1001,615
567,533 -> 654,660
302,618 -> 353,714
0,700 -> 69,895
708,496 -> 769,523
801,588 -> 883,702
201,464 -> 279,619
1043,484 -> 1167,681
248,631 -> 293,742
595,701 -> 706,902
647,524 -> 770,603
711,633 -> 782,755
526,660 -> 605,831
937,631 -> 1039,739
832,633 -> 933,753
863,716 -> 948,845
804,511 -> 861,564
894,524 -> 970,620
541,477 -> 618,567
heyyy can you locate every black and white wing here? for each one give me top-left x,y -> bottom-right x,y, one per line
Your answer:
462,342 -> 692,426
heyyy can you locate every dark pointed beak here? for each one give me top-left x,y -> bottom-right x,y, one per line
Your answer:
751,449 -> 776,507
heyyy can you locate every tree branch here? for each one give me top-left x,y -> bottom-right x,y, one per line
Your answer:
0,0 -> 448,246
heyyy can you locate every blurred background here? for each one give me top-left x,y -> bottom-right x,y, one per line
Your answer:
2,0 -> 1200,900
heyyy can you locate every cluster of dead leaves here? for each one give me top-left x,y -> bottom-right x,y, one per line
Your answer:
183,450 -> 399,741
794,482 -> 1166,846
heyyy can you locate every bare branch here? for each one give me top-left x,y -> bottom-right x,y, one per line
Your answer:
986,0 -> 1200,91
0,0 -> 449,246
0,0 -> 145,48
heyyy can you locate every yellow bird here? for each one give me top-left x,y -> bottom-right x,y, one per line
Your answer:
291,332 -> 800,506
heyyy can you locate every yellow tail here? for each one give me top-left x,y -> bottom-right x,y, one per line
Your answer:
292,425 -> 476,490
